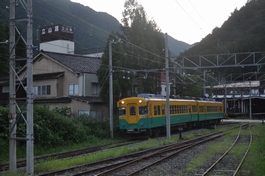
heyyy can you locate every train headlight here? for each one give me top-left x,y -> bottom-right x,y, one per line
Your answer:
139,100 -> 142,103
121,101 -> 124,104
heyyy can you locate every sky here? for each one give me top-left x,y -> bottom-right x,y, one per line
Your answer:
70,0 -> 247,45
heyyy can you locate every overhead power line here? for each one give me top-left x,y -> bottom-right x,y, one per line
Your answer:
174,0 -> 204,31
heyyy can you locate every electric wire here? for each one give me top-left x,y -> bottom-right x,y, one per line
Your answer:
174,0 -> 204,31
1,0 -> 170,68
1,0 -> 176,108
188,0 -> 207,25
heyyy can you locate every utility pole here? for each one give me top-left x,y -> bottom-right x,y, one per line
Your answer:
26,0 -> 34,174
9,0 -> 16,172
109,41 -> 113,139
249,81 -> 252,120
165,33 -> 171,139
173,62 -> 176,96
9,0 -> 34,174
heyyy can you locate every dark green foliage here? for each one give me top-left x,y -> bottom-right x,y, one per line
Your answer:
97,0 -> 165,106
0,105 -> 125,162
0,106 -> 9,140
0,22 -> 9,76
180,0 -> 265,56
33,106 -> 82,146
78,115 -> 110,138
53,106 -> 72,117
176,0 -> 265,97
0,0 -> 121,55
0,105 -> 116,162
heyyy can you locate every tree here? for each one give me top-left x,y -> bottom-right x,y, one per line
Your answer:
120,0 -> 165,96
96,32 -> 131,108
0,22 -> 9,76
97,0 -> 166,109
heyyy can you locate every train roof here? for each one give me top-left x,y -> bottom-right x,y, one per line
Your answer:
136,93 -> 219,102
119,95 -> 222,104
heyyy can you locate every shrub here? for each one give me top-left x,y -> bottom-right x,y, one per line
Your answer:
33,105 -> 89,147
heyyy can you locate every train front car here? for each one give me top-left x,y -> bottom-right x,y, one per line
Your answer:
117,97 -> 149,134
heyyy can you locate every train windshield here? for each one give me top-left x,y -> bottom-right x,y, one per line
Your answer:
119,107 -> 126,116
129,106 -> 136,115
139,106 -> 148,115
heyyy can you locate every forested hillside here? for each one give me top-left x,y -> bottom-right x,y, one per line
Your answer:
180,0 -> 265,56
0,0 -> 190,56
174,0 -> 265,97
0,0 -> 120,54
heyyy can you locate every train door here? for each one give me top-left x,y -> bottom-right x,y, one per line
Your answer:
127,103 -> 139,124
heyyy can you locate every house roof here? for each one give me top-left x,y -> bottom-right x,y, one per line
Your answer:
70,96 -> 103,104
33,72 -> 65,80
34,96 -> 71,103
25,96 -> 103,105
42,51 -> 101,74
210,80 -> 261,89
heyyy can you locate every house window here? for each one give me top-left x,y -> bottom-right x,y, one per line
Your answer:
2,86 -> 9,93
33,85 -> 51,95
78,110 -> 89,116
92,83 -> 100,95
90,111 -> 97,118
69,84 -> 78,95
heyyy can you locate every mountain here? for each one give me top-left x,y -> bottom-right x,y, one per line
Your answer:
0,0 -> 191,56
168,35 -> 192,57
180,0 -> 265,56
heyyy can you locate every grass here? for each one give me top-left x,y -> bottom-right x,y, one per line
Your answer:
34,137 -> 180,173
185,123 -> 265,175
185,133 -> 233,173
33,125 -> 238,173
3,123 -> 264,175
240,124 -> 265,175
1,138 -> 126,164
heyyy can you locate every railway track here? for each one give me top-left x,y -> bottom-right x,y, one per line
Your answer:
1,122 -> 240,175
200,123 -> 253,176
37,131 -> 227,176
0,140 -> 137,172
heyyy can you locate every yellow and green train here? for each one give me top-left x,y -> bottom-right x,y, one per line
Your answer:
117,94 -> 224,135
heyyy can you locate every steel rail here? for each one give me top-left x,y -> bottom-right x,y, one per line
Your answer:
94,133 -> 225,176
233,124 -> 253,176
201,124 -> 251,176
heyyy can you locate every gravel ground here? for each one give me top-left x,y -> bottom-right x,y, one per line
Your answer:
126,124 -> 251,176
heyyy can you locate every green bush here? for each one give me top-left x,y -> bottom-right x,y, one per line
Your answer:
78,114 -> 110,138
0,106 -> 9,141
33,105 -> 90,147
0,105 -> 123,162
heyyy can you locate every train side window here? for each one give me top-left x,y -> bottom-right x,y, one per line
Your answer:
157,106 -> 161,115
161,106 -> 165,115
177,105 -> 180,114
119,107 -> 126,116
187,106 -> 190,113
139,106 -> 148,115
130,106 -> 136,115
184,105 -> 188,113
154,105 -> 161,115
199,106 -> 205,112
192,105 -> 197,112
